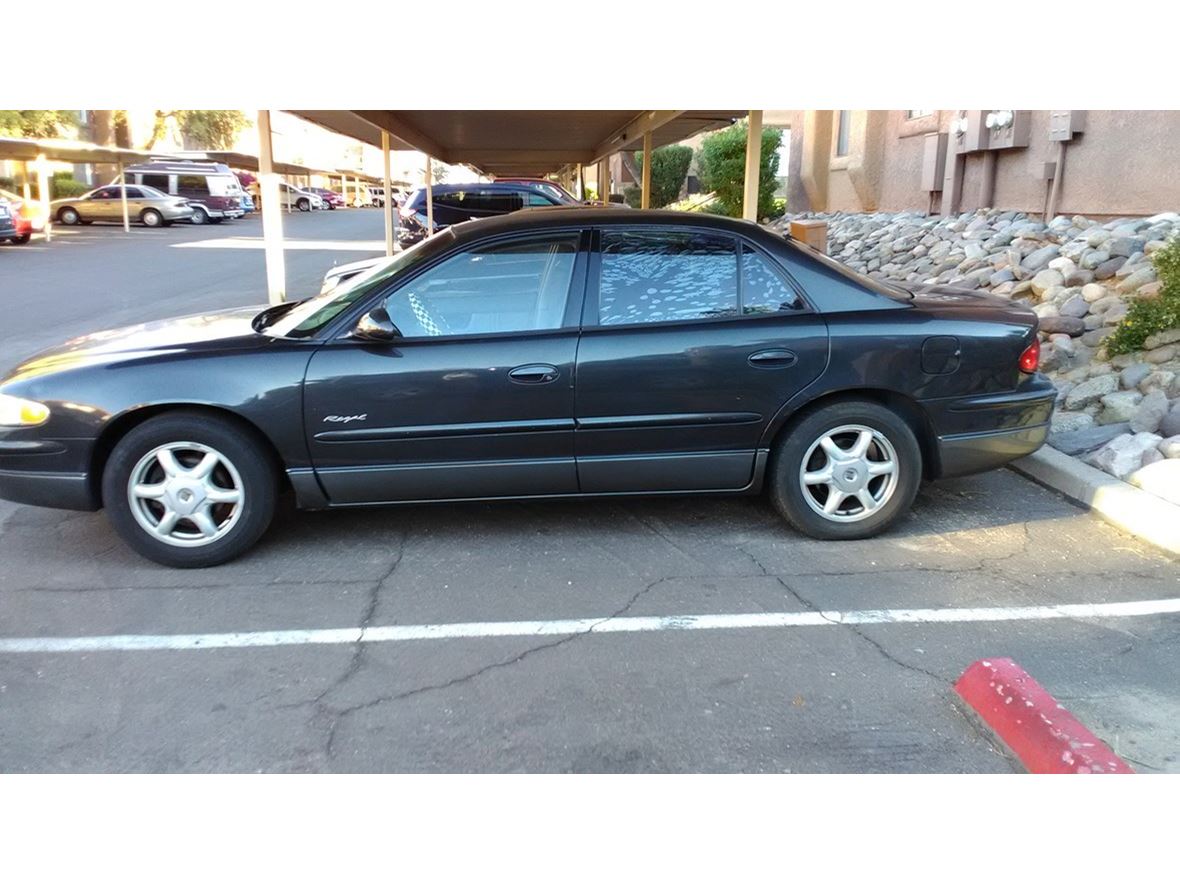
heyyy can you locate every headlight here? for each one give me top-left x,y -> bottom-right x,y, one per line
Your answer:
0,393 -> 51,427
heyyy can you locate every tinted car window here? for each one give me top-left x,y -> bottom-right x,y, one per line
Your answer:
142,174 -> 170,192
524,191 -> 558,207
178,175 -> 210,195
598,230 -> 738,326
384,235 -> 579,337
92,187 -> 117,200
481,191 -> 523,213
742,247 -> 801,314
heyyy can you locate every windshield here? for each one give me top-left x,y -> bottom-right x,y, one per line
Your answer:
259,231 -> 456,339
140,185 -> 169,199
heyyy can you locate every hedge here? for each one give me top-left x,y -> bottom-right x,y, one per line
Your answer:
696,123 -> 784,220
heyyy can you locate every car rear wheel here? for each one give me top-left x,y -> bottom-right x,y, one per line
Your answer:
297,198 -> 310,211
102,412 -> 278,567
9,234 -> 31,244
190,206 -> 209,225
768,400 -> 921,541
141,208 -> 163,228
58,207 -> 80,225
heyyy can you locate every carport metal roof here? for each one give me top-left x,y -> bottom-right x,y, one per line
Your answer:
0,136 -> 175,165
286,110 -> 744,177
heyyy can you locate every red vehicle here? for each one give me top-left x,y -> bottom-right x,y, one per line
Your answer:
0,188 -> 49,244
305,187 -> 345,209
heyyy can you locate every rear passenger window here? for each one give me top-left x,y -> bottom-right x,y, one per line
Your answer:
142,174 -> 170,192
177,175 -> 210,195
598,230 -> 738,326
742,248 -> 801,314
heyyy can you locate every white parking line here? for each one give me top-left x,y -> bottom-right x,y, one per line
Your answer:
2,597 -> 1179,654
171,237 -> 387,251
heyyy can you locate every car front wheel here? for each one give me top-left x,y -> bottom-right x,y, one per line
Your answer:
102,412 -> 278,567
768,400 -> 921,541
141,208 -> 163,228
58,207 -> 80,225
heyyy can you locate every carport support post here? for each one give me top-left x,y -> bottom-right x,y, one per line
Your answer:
598,157 -> 610,205
256,110 -> 286,304
118,160 -> 130,232
640,131 -> 652,209
36,154 -> 51,243
425,156 -> 434,235
577,164 -> 585,201
20,161 -> 32,202
742,110 -> 763,222
382,130 -> 394,256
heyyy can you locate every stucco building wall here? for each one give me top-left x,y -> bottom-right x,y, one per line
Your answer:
782,109 -> 1180,218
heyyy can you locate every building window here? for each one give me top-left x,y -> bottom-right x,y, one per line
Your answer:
835,110 -> 851,157
906,110 -> 934,120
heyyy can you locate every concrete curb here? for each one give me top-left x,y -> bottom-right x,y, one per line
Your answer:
954,658 -> 1133,774
1010,446 -> 1180,557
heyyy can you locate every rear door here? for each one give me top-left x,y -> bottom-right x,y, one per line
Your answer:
573,226 -> 828,493
304,229 -> 590,503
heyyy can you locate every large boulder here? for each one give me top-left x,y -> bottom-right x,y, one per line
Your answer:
1098,390 -> 1142,424
1130,389 -> 1170,433
1048,421 -> 1130,455
1064,373 -> 1119,409
1087,432 -> 1164,479
1159,403 -> 1180,438
1125,458 -> 1180,507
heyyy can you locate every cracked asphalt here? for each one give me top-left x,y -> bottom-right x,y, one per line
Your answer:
1,212 -> 1178,772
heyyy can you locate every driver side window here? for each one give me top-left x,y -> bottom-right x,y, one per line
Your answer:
383,235 -> 580,338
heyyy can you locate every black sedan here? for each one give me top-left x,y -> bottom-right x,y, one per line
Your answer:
0,208 -> 1054,567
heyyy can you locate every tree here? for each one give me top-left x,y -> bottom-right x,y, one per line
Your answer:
696,123 -> 784,219
177,110 -> 249,150
0,110 -> 79,139
633,144 -> 693,208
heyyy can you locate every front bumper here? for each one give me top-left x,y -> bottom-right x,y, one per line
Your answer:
926,375 -> 1056,478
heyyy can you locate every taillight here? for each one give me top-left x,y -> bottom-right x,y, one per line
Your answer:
1019,338 -> 1040,373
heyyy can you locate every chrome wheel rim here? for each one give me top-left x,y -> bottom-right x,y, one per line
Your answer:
127,442 -> 244,547
144,211 -> 160,227
799,424 -> 899,523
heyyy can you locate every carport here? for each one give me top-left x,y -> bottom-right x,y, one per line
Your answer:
0,136 -> 182,238
251,110 -> 763,303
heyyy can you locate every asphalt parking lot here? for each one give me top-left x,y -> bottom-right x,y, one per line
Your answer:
1,211 -> 1177,773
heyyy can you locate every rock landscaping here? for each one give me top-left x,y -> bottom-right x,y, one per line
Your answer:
772,208 -> 1180,505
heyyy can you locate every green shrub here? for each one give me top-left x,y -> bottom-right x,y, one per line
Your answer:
633,145 -> 693,208
622,185 -> 642,208
51,174 -> 90,198
696,123 -> 783,219
1105,236 -> 1180,356
0,176 -> 15,193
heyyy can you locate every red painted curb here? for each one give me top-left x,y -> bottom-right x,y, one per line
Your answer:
954,658 -> 1134,774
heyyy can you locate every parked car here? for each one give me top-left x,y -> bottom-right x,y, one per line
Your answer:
0,198 -> 18,242
239,190 -> 255,213
122,161 -> 244,224
0,208 -> 1054,567
397,181 -> 575,246
304,187 -> 345,209
494,178 -> 583,204
277,182 -> 324,212
50,185 -> 194,228
0,188 -> 49,244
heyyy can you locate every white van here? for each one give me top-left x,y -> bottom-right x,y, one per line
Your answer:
122,160 -> 245,225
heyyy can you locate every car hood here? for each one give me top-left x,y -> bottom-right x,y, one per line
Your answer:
3,305 -> 271,384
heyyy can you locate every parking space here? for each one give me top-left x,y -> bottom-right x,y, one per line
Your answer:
0,212 -> 1177,772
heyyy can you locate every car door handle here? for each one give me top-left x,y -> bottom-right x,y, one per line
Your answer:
748,349 -> 798,368
508,364 -> 560,384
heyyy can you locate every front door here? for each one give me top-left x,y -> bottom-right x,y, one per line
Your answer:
305,230 -> 588,504
574,227 -> 829,493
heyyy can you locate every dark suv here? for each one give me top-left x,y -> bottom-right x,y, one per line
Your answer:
398,181 -> 577,246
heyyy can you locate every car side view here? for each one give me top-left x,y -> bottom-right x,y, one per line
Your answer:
0,209 -> 1054,567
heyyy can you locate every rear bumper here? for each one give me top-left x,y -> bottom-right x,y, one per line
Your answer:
926,375 -> 1056,478
0,468 -> 98,511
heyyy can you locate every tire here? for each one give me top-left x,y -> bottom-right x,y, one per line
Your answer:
190,206 -> 209,225
101,411 -> 278,567
10,234 -> 31,244
141,208 -> 163,228
768,399 -> 921,541
297,198 -> 310,212
58,206 -> 80,225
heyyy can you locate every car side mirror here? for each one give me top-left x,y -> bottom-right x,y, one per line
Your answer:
352,306 -> 401,342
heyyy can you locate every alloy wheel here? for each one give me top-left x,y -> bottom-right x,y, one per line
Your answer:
127,442 -> 245,547
799,424 -> 899,523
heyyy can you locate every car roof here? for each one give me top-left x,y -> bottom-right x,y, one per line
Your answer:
445,207 -> 789,246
